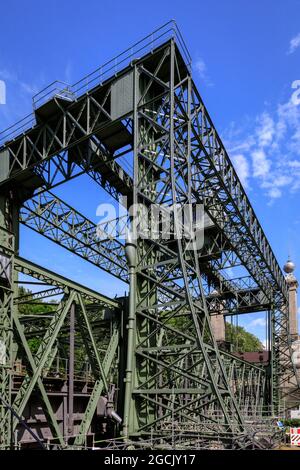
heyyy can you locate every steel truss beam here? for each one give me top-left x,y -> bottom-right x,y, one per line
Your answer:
122,41 -> 268,444
19,193 -> 128,282
0,224 -> 15,448
0,39 -> 288,300
15,255 -> 120,309
0,256 -> 120,447
0,27 -> 297,448
20,192 -> 269,316
186,79 -> 299,403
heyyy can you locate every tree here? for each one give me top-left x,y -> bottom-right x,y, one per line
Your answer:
17,286 -> 57,353
225,322 -> 263,352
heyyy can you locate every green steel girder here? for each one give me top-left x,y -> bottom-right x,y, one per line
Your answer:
31,136 -> 133,204
76,293 -> 109,391
126,42 -> 247,440
73,323 -> 119,446
188,87 -> 286,298
14,255 -> 120,309
8,256 -> 121,447
0,69 -> 134,192
185,79 -> 299,400
11,290 -> 77,428
20,192 -> 269,316
0,36 -> 287,302
19,192 -> 128,282
0,22 -> 297,449
14,286 -> 62,304
0,198 -> 16,448
8,286 -> 119,446
133,307 -> 267,408
11,311 -> 65,446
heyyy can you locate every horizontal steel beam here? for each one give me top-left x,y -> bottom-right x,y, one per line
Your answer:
20,191 -> 128,282
14,255 -> 120,309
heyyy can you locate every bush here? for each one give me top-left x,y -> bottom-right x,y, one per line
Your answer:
282,418 -> 300,428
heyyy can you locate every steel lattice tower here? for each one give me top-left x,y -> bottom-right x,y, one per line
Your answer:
0,21 -> 299,449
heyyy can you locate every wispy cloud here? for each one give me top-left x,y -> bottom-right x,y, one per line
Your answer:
0,67 -> 44,130
0,68 -> 39,95
251,149 -> 270,178
288,32 -> 300,54
64,60 -> 73,84
248,318 -> 266,328
223,87 -> 300,202
194,58 -> 213,87
255,112 -> 275,147
231,153 -> 250,188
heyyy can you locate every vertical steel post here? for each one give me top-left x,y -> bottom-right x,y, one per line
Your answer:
63,396 -> 68,442
0,193 -> 17,449
270,306 -> 275,415
122,234 -> 137,438
68,301 -> 75,436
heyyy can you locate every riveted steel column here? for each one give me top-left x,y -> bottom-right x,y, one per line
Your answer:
68,302 -> 75,436
0,192 -> 18,449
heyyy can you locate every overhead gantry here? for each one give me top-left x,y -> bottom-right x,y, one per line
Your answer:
0,21 -> 298,449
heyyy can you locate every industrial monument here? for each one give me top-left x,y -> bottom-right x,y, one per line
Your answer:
0,21 -> 299,450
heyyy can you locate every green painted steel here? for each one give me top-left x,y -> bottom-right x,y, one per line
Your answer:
11,291 -> 77,427
73,324 -> 119,446
0,21 -> 298,449
15,256 -> 120,308
76,294 -> 109,392
11,312 -> 65,446
0,193 -> 17,448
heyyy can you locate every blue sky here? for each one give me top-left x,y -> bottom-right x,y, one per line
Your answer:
0,0 -> 300,344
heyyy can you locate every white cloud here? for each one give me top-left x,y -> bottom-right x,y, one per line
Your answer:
0,69 -> 39,97
64,60 -> 73,84
194,58 -> 213,87
20,81 -> 39,96
273,175 -> 292,187
268,187 -> 282,199
0,69 -> 17,81
0,67 -> 45,130
248,318 -> 266,328
231,154 -> 250,187
195,58 -> 206,77
288,32 -> 300,54
224,88 -> 300,202
288,160 -> 300,168
251,149 -> 270,178
256,112 -> 275,147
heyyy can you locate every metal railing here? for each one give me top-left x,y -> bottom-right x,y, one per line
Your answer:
13,358 -> 94,382
0,113 -> 36,147
0,21 -> 190,147
33,20 -> 190,106
32,81 -> 75,110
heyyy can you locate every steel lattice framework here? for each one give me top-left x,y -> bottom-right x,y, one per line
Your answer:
0,21 -> 298,449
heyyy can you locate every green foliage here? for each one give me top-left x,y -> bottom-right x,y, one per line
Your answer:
27,338 -> 41,354
282,418 -> 300,427
161,312 -> 264,353
168,313 -> 191,332
18,286 -> 57,353
18,286 -> 56,315
225,322 -> 263,352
